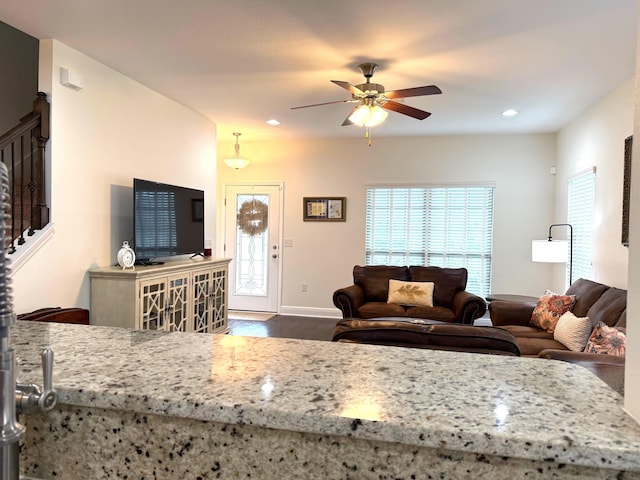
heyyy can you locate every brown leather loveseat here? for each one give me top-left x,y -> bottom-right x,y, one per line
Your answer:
333,265 -> 487,324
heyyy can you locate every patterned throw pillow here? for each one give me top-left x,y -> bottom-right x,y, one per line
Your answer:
387,280 -> 434,307
585,321 -> 626,357
530,291 -> 575,333
553,311 -> 592,352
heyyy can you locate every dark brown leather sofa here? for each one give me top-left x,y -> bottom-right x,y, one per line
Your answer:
333,265 -> 487,324
489,278 -> 626,393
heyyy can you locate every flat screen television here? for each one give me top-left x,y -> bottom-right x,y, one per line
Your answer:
133,178 -> 204,262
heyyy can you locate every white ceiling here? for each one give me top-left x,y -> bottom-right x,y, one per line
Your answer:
0,1 -> 636,142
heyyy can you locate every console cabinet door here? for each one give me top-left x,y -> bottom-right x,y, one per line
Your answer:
209,266 -> 228,332
138,278 -> 168,331
191,266 -> 228,333
192,268 -> 212,333
166,272 -> 191,332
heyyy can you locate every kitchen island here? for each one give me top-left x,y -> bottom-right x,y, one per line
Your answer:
13,321 -> 640,479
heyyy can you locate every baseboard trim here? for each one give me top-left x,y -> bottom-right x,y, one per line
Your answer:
278,305 -> 342,319
9,223 -> 55,273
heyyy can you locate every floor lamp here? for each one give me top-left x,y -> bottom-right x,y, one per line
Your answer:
531,223 -> 573,285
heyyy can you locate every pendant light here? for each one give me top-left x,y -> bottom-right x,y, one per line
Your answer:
224,132 -> 250,170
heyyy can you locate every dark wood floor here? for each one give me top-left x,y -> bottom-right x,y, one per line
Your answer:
228,313 -> 491,341
228,315 -> 339,341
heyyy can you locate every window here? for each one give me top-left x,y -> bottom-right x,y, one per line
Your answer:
365,185 -> 494,297
567,169 -> 595,285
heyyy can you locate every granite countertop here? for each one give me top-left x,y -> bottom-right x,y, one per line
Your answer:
11,321 -> 640,471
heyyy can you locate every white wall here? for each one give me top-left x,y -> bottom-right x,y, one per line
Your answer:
555,79 -> 634,292
623,2 -> 640,422
11,40 -> 217,313
554,74 -> 637,419
217,133 -> 556,316
0,20 -> 38,134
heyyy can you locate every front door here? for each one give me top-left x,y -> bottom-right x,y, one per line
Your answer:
224,184 -> 282,312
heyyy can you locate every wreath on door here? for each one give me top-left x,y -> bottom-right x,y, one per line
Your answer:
237,199 -> 268,236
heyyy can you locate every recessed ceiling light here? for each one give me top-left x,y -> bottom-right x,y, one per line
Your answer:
502,109 -> 519,117
266,119 -> 281,126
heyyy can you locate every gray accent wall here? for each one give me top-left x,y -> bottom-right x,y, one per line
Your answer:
0,20 -> 38,134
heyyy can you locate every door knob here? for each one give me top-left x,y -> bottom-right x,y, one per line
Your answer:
272,254 -> 278,259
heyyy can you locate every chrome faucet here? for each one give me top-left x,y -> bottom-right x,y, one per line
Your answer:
0,162 -> 56,480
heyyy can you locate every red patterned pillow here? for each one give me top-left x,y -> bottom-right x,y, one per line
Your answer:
530,292 -> 575,333
585,321 -> 626,357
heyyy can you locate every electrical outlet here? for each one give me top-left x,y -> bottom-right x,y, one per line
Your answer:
301,283 -> 308,292
284,238 -> 293,247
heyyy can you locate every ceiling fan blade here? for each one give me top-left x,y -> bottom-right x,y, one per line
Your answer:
382,100 -> 431,120
341,106 -> 358,126
291,99 -> 351,110
385,85 -> 442,99
331,80 -> 364,96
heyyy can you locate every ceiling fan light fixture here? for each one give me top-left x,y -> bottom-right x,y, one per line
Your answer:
349,104 -> 388,127
224,132 -> 250,170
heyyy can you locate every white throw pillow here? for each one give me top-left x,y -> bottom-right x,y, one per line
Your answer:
387,280 -> 434,307
553,311 -> 593,352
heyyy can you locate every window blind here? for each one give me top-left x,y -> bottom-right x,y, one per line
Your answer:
135,191 -> 178,256
366,186 -> 494,297
567,169 -> 595,285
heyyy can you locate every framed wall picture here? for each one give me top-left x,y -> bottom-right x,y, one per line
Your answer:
622,135 -> 632,247
303,197 -> 346,221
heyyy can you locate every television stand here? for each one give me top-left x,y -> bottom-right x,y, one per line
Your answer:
90,258 -> 231,334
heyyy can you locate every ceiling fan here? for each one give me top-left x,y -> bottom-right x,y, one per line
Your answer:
291,63 -> 442,128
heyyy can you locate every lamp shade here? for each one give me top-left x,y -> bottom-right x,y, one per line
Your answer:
531,240 -> 568,263
224,157 -> 250,169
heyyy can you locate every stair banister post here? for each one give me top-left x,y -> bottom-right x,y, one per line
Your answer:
30,92 -> 50,232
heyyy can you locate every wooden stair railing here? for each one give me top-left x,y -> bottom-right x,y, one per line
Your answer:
0,92 -> 50,253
